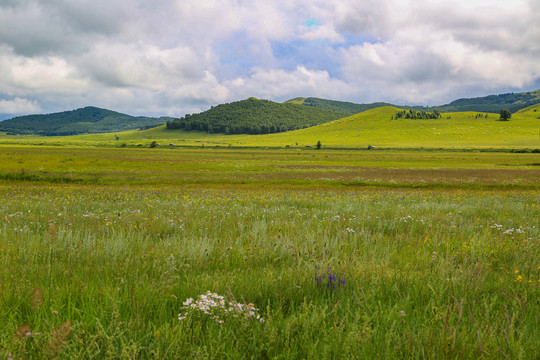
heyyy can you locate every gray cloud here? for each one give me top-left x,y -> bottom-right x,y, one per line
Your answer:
0,0 -> 539,117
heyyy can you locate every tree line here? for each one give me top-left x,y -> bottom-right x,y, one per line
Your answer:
392,110 -> 442,120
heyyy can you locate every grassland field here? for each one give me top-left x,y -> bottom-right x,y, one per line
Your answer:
0,146 -> 539,190
0,105 -> 539,358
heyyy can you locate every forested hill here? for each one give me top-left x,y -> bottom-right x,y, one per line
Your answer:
293,90 -> 540,115
166,98 -> 349,134
291,97 -> 394,115
433,90 -> 540,113
0,107 -> 170,136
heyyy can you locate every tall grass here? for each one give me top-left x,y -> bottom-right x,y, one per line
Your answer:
1,185 -> 538,358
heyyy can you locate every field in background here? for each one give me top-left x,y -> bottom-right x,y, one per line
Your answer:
1,144 -> 539,358
1,104 -> 539,150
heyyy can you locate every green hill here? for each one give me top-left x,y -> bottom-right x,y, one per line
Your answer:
6,104 -> 536,150
297,97 -> 395,115
294,90 -> 540,115
434,90 -> 540,113
515,102 -> 540,118
0,106 -> 171,136
242,105 -> 538,149
166,97 -> 349,134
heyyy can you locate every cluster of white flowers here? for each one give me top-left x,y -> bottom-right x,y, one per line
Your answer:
490,223 -> 525,234
502,227 -> 524,235
400,215 -> 414,223
178,291 -> 264,324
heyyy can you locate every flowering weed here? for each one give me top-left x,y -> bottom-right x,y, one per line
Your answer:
178,291 -> 264,324
314,266 -> 346,293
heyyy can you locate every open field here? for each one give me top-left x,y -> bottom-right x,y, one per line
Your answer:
1,184 -> 539,358
0,146 -> 539,189
1,105 -> 539,150
1,146 -> 539,358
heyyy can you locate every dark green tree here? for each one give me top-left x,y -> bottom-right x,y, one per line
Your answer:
499,109 -> 511,121
316,140 -> 321,149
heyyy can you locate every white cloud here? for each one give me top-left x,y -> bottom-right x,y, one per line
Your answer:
75,43 -> 206,89
297,22 -> 344,43
0,0 -> 539,115
0,97 -> 41,114
0,47 -> 88,93
224,66 -> 352,101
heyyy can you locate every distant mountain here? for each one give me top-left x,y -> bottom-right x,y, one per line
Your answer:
0,106 -> 172,136
166,97 -> 349,134
432,90 -> 540,113
285,97 -> 395,115
290,90 -> 540,115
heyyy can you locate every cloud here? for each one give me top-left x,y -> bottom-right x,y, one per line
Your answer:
297,21 -> 343,43
0,46 -> 88,93
224,66 -> 352,101
75,43 -> 206,88
0,97 -> 41,114
0,0 -> 539,116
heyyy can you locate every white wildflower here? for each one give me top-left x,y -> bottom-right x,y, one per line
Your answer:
177,292 -> 264,324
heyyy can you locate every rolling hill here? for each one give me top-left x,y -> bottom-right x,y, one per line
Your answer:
286,97 -> 395,115
434,90 -> 540,113
3,104 -> 538,150
0,106 -> 171,136
166,97 -> 349,134
291,90 -> 540,115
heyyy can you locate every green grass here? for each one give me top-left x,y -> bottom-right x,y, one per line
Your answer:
0,145 -> 538,358
284,97 -> 306,105
1,106 -> 539,150
0,146 -> 539,189
1,185 -> 538,358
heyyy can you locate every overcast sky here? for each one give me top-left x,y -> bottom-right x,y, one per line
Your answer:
1,0 -> 539,118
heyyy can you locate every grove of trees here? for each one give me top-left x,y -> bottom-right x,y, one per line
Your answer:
166,98 -> 348,135
392,110 -> 442,120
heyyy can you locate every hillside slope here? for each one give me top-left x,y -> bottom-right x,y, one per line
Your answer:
294,97 -> 395,115
295,90 -> 540,115
166,97 -> 349,134
220,106 -> 540,149
0,106 -> 170,136
435,90 -> 540,113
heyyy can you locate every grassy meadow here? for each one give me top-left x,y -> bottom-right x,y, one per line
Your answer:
0,143 -> 539,359
0,104 -> 539,358
0,146 -> 539,189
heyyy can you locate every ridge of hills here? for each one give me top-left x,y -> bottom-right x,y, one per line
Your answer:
286,97 -> 394,115
165,89 -> 540,135
290,89 -> 540,115
0,106 -> 172,136
1,103 -> 539,149
1,89 -> 539,137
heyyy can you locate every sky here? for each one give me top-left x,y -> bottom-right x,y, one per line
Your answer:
1,0 -> 539,118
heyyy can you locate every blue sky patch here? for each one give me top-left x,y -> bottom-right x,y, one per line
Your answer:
303,18 -> 322,28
